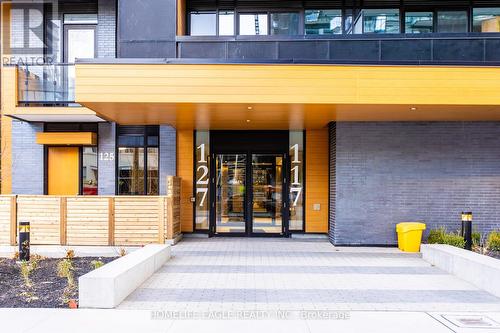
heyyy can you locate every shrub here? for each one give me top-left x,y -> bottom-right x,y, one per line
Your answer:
57,259 -> 75,289
427,228 -> 446,244
427,228 -> 465,249
29,254 -> 42,270
19,261 -> 34,288
441,233 -> 465,249
90,260 -> 104,270
472,231 -> 482,247
487,231 -> 500,252
119,248 -> 126,257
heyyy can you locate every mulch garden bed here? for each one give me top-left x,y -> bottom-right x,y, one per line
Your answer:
0,256 -> 116,308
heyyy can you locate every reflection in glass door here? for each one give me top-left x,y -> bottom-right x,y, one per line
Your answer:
252,154 -> 283,234
215,154 -> 247,233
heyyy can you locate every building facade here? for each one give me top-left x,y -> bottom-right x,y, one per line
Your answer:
2,0 -> 500,245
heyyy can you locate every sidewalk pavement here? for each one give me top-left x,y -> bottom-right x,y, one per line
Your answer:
3,308 -> 500,333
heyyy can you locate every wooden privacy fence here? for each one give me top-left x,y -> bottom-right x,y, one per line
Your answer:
0,177 -> 181,246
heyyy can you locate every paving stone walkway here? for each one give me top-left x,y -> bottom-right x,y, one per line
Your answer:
119,238 -> 500,312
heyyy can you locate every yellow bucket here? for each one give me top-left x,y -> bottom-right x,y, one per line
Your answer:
396,222 -> 426,252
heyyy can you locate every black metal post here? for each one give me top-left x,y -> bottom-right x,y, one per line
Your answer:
18,221 -> 30,261
461,212 -> 472,251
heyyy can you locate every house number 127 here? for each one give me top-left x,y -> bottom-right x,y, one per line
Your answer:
196,144 -> 209,207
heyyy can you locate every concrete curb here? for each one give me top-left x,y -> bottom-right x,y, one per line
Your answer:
79,244 -> 171,308
421,244 -> 500,298
0,245 -> 141,258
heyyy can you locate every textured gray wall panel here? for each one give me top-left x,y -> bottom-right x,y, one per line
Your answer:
98,122 -> 116,195
159,125 -> 177,195
330,122 -> 500,245
11,121 -> 44,194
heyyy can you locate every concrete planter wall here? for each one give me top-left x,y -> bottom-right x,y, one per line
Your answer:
421,244 -> 500,298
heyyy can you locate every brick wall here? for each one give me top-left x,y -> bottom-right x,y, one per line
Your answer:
98,122 -> 116,195
328,123 -> 336,244
330,122 -> 500,245
159,125 -> 177,195
97,0 -> 116,58
11,121 -> 44,194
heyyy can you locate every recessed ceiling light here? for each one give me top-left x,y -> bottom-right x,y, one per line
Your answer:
246,119 -> 251,123
410,107 -> 417,111
247,106 -> 253,110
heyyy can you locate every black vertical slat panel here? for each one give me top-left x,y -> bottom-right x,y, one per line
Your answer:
303,1 -> 343,8
59,1 -> 98,13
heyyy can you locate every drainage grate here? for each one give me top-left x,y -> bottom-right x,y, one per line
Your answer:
442,314 -> 500,329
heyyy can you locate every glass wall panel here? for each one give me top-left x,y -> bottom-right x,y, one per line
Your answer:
195,131 -> 210,230
473,8 -> 500,32
344,9 -> 353,33
270,12 -> 300,35
216,154 -> 246,233
147,147 -> 159,195
190,12 -> 217,36
405,12 -> 433,33
437,11 -> 468,33
363,9 -> 400,33
289,131 -> 304,231
252,154 -> 283,234
239,14 -> 268,35
305,10 -> 342,35
117,126 -> 159,196
82,147 -> 98,195
219,11 -> 235,35
118,147 -> 145,195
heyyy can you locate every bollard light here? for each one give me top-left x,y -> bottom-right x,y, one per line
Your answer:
18,221 -> 30,261
461,212 -> 472,251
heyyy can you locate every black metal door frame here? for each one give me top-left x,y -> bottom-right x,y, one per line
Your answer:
208,131 -> 290,237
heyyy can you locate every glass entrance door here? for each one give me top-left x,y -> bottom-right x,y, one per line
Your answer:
251,154 -> 283,234
215,154 -> 247,234
213,153 -> 285,235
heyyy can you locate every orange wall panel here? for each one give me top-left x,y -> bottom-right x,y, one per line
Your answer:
305,129 -> 329,233
1,67 -> 16,194
177,130 -> 193,232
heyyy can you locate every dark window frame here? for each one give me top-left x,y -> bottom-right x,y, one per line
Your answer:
63,24 -> 98,63
115,125 -> 159,196
185,3 -> 500,36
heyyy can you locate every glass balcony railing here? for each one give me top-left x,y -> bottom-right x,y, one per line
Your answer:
17,64 -> 78,106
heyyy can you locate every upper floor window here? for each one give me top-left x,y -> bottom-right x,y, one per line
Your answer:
219,11 -> 235,35
190,11 -> 217,36
187,6 -> 500,36
239,13 -> 268,35
473,8 -> 500,32
305,10 -> 342,35
437,11 -> 468,33
270,12 -> 300,35
405,12 -> 433,33
363,9 -> 400,33
239,12 -> 300,35
190,11 -> 235,36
